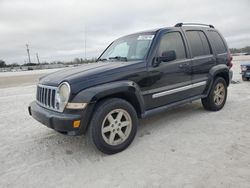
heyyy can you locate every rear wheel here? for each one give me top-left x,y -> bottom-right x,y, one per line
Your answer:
88,98 -> 138,154
202,77 -> 227,111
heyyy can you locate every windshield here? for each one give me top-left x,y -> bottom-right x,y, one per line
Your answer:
98,33 -> 155,62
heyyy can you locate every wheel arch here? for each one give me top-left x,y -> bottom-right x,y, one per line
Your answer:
209,64 -> 230,86
71,81 -> 145,118
94,92 -> 144,118
214,71 -> 229,86
203,64 -> 230,97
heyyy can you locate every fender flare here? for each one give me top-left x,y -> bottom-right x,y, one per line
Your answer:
204,64 -> 230,96
209,64 -> 229,77
71,81 -> 145,116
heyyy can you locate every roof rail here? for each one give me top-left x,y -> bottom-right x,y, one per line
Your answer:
175,23 -> 215,28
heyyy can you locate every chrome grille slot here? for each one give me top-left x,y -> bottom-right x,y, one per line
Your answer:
36,84 -> 57,111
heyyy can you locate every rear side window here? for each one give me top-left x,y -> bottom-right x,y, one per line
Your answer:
157,32 -> 186,60
186,31 -> 211,57
207,31 -> 227,54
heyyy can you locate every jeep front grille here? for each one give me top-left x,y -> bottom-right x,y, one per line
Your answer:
36,84 -> 57,110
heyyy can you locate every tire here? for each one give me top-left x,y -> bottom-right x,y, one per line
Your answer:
88,98 -> 138,154
242,76 -> 247,81
202,77 -> 227,111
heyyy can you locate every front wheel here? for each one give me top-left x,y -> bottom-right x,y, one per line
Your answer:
88,98 -> 138,154
202,77 -> 227,111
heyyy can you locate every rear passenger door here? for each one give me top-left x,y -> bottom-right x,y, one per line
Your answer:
184,29 -> 216,96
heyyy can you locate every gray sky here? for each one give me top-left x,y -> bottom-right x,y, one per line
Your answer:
0,0 -> 250,64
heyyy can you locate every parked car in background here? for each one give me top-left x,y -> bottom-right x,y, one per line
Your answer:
29,23 -> 233,154
241,63 -> 250,81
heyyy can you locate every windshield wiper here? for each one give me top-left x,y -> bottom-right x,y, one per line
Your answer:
97,58 -> 108,62
109,56 -> 127,61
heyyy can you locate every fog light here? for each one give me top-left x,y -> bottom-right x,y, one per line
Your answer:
73,120 -> 81,128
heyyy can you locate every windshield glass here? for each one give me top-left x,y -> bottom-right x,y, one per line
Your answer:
98,33 -> 155,62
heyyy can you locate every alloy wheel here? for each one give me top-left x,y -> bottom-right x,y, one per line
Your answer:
101,109 -> 132,146
213,82 -> 225,106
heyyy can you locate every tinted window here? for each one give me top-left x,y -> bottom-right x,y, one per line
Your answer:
186,31 -> 211,57
208,31 -> 227,54
158,32 -> 186,60
199,32 -> 211,55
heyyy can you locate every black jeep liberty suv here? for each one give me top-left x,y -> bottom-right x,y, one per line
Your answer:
29,23 -> 233,154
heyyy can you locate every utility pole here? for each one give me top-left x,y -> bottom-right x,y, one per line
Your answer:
26,44 -> 31,64
84,26 -> 87,60
36,53 -> 40,64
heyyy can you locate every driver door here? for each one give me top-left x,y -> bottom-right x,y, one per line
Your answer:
143,30 -> 193,110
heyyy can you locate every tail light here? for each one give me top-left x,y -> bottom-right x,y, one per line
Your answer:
227,53 -> 233,69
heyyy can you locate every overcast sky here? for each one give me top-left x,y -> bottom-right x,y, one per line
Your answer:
0,0 -> 250,64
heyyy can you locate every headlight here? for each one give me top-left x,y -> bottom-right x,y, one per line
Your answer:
55,82 -> 71,112
241,65 -> 247,71
59,83 -> 70,102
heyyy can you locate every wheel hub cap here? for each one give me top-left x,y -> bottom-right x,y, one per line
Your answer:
101,109 -> 132,146
213,82 -> 225,106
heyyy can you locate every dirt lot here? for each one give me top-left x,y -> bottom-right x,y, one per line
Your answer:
0,58 -> 250,187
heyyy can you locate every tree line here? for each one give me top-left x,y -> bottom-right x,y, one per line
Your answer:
0,58 -> 97,68
230,46 -> 250,54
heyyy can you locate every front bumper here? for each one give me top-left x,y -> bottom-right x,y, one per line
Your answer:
28,101 -> 89,135
241,71 -> 250,78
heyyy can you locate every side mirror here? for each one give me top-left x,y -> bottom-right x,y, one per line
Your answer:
154,50 -> 177,66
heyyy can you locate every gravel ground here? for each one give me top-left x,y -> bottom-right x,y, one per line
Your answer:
0,58 -> 250,188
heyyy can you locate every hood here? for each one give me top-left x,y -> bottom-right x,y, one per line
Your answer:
241,63 -> 250,66
39,61 -> 141,86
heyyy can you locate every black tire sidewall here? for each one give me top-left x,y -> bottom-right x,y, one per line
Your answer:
89,98 -> 138,154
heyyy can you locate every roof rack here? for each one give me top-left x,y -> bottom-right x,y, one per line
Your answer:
175,23 -> 215,28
